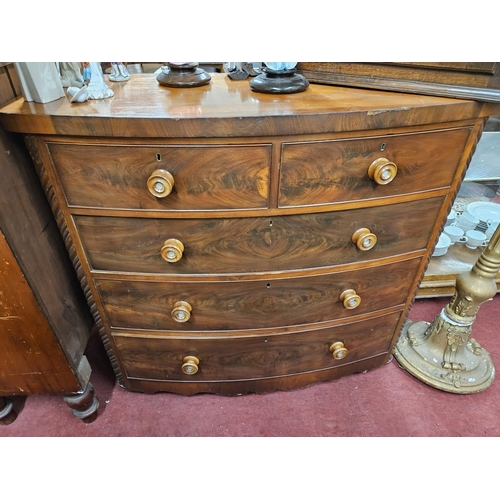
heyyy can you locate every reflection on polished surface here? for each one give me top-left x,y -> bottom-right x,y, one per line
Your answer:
1,73 -> 489,140
0,73 -> 467,120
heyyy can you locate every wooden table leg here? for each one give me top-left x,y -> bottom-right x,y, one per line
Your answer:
63,382 -> 99,424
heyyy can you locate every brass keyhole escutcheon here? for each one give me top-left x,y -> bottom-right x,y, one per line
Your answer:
352,228 -> 377,251
147,169 -> 175,198
182,356 -> 199,375
330,342 -> 348,360
161,238 -> 184,263
368,157 -> 397,185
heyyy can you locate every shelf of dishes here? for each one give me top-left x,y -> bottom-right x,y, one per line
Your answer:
433,202 -> 499,257
419,130 -> 500,297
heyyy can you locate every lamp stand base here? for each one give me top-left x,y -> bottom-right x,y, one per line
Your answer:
157,64 -> 211,88
250,68 -> 309,94
394,315 -> 495,394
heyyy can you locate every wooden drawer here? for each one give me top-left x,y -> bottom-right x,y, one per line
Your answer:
95,258 -> 420,331
47,143 -> 271,210
76,197 -> 442,275
278,127 -> 471,207
112,311 -> 402,382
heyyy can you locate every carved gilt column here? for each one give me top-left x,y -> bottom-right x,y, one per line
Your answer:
393,224 -> 500,393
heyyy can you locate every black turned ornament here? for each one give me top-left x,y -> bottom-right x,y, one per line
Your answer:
250,65 -> 309,94
156,63 -> 211,88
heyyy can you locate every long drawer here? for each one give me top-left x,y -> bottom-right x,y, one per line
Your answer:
112,311 -> 402,382
279,127 -> 471,207
95,258 -> 421,331
76,197 -> 442,275
46,143 -> 272,210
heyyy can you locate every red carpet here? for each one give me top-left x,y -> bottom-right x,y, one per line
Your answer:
1,295 -> 499,437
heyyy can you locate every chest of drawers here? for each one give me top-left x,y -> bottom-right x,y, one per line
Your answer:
2,73 -> 499,395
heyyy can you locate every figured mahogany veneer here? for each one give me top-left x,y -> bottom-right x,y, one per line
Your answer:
112,311 -> 402,386
279,127 -> 470,207
1,73 -> 499,395
47,143 -> 272,210
75,198 -> 442,275
96,258 -> 420,331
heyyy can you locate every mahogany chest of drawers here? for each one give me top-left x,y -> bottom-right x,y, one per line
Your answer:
1,73 -> 499,395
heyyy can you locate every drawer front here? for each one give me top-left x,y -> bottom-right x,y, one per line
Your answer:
96,258 -> 420,331
47,143 -> 271,210
76,197 -> 442,274
112,311 -> 402,382
279,128 -> 471,207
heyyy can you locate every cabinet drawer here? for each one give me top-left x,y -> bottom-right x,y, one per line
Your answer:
96,258 -> 420,331
112,311 -> 402,382
47,143 -> 271,210
76,197 -> 442,275
279,128 -> 471,207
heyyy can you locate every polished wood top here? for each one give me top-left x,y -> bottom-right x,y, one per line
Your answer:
0,73 -> 498,138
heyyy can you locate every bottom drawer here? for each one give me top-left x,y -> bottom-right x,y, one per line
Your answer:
112,310 -> 402,383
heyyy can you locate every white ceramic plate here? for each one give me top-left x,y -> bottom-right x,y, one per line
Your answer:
466,202 -> 500,223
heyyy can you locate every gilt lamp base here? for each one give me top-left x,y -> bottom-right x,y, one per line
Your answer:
394,316 -> 495,394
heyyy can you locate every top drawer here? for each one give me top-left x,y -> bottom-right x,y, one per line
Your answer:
278,128 -> 471,207
46,143 -> 271,211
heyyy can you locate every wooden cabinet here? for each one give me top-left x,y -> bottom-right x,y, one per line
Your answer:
297,63 -> 500,102
1,73 -> 499,396
0,63 -> 98,424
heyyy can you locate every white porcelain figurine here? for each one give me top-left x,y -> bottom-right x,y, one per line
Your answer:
14,62 -> 65,103
59,62 -> 85,88
109,62 -> 130,82
87,62 -> 114,99
264,62 -> 297,71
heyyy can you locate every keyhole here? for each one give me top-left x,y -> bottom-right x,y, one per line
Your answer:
266,283 -> 271,288
156,153 -> 162,161
269,220 -> 273,227
380,143 -> 386,152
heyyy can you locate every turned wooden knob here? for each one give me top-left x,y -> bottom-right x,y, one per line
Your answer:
161,238 -> 184,262
147,169 -> 175,198
352,228 -> 377,251
368,157 -> 397,185
171,301 -> 192,322
340,289 -> 361,309
182,356 -> 199,375
330,342 -> 348,360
